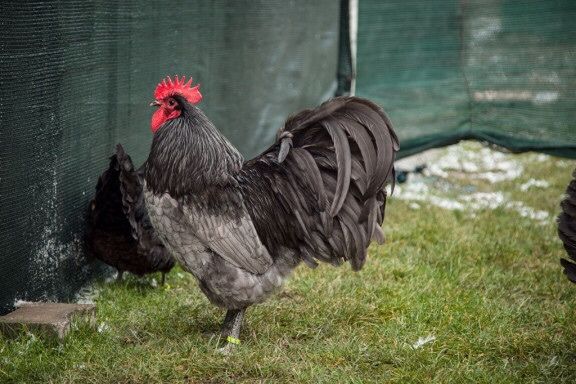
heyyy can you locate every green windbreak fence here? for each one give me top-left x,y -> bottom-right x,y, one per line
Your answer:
357,0 -> 576,158
0,1 -> 341,314
1,0 -> 575,314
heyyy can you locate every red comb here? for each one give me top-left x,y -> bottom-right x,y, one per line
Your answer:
154,75 -> 202,104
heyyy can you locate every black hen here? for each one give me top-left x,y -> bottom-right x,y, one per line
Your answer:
88,144 -> 175,284
559,168 -> 576,283
143,76 -> 398,351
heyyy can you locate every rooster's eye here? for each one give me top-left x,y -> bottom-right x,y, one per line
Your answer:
167,98 -> 176,107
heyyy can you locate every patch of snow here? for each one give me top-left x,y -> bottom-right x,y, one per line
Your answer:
520,179 -> 550,191
426,146 -> 523,183
395,181 -> 429,199
428,196 -> 465,210
394,145 -> 550,225
412,335 -> 436,349
533,154 -> 550,162
398,186 -> 550,224
505,201 -> 549,223
461,192 -> 505,210
395,149 -> 443,170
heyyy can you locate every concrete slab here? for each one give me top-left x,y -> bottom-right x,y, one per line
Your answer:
0,302 -> 96,339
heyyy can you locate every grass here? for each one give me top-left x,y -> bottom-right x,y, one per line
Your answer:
1,143 -> 576,383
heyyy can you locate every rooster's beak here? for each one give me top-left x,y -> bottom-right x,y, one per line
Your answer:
150,100 -> 161,107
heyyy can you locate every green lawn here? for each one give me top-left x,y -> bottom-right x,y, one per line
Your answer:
2,143 -> 576,383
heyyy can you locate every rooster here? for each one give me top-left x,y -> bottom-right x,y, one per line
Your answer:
88,144 -> 175,284
143,76 -> 399,351
559,168 -> 576,283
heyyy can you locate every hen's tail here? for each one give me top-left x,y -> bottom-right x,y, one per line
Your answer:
262,96 -> 399,270
114,144 -> 148,243
89,145 -> 174,272
559,169 -> 576,283
89,144 -> 134,232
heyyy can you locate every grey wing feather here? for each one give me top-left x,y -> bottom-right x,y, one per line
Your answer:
183,200 -> 273,275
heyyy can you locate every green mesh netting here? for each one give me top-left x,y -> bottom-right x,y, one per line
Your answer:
2,0 -> 575,315
0,0 -> 341,314
356,0 -> 576,159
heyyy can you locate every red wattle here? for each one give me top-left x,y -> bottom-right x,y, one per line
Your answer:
151,108 -> 181,133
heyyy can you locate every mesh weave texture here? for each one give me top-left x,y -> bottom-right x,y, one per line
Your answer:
0,0 -> 340,314
357,0 -> 576,158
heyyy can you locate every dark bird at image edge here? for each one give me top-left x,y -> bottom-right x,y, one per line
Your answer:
559,169 -> 576,283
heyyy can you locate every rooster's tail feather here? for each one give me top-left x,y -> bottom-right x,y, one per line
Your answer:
273,97 -> 399,270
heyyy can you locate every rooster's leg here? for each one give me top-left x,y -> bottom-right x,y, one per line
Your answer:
116,270 -> 124,282
218,309 -> 245,354
160,272 -> 166,286
220,310 -> 237,338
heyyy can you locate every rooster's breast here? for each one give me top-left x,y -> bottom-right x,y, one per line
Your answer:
143,186 -> 294,309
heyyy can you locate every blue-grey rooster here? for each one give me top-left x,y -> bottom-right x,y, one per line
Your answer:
143,76 -> 399,351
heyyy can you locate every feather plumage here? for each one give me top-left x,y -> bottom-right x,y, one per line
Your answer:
88,144 -> 175,281
241,96 -> 399,271
142,92 -> 399,347
144,95 -> 397,313
559,168 -> 576,283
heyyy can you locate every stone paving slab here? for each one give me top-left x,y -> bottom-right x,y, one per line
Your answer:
0,302 -> 96,339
